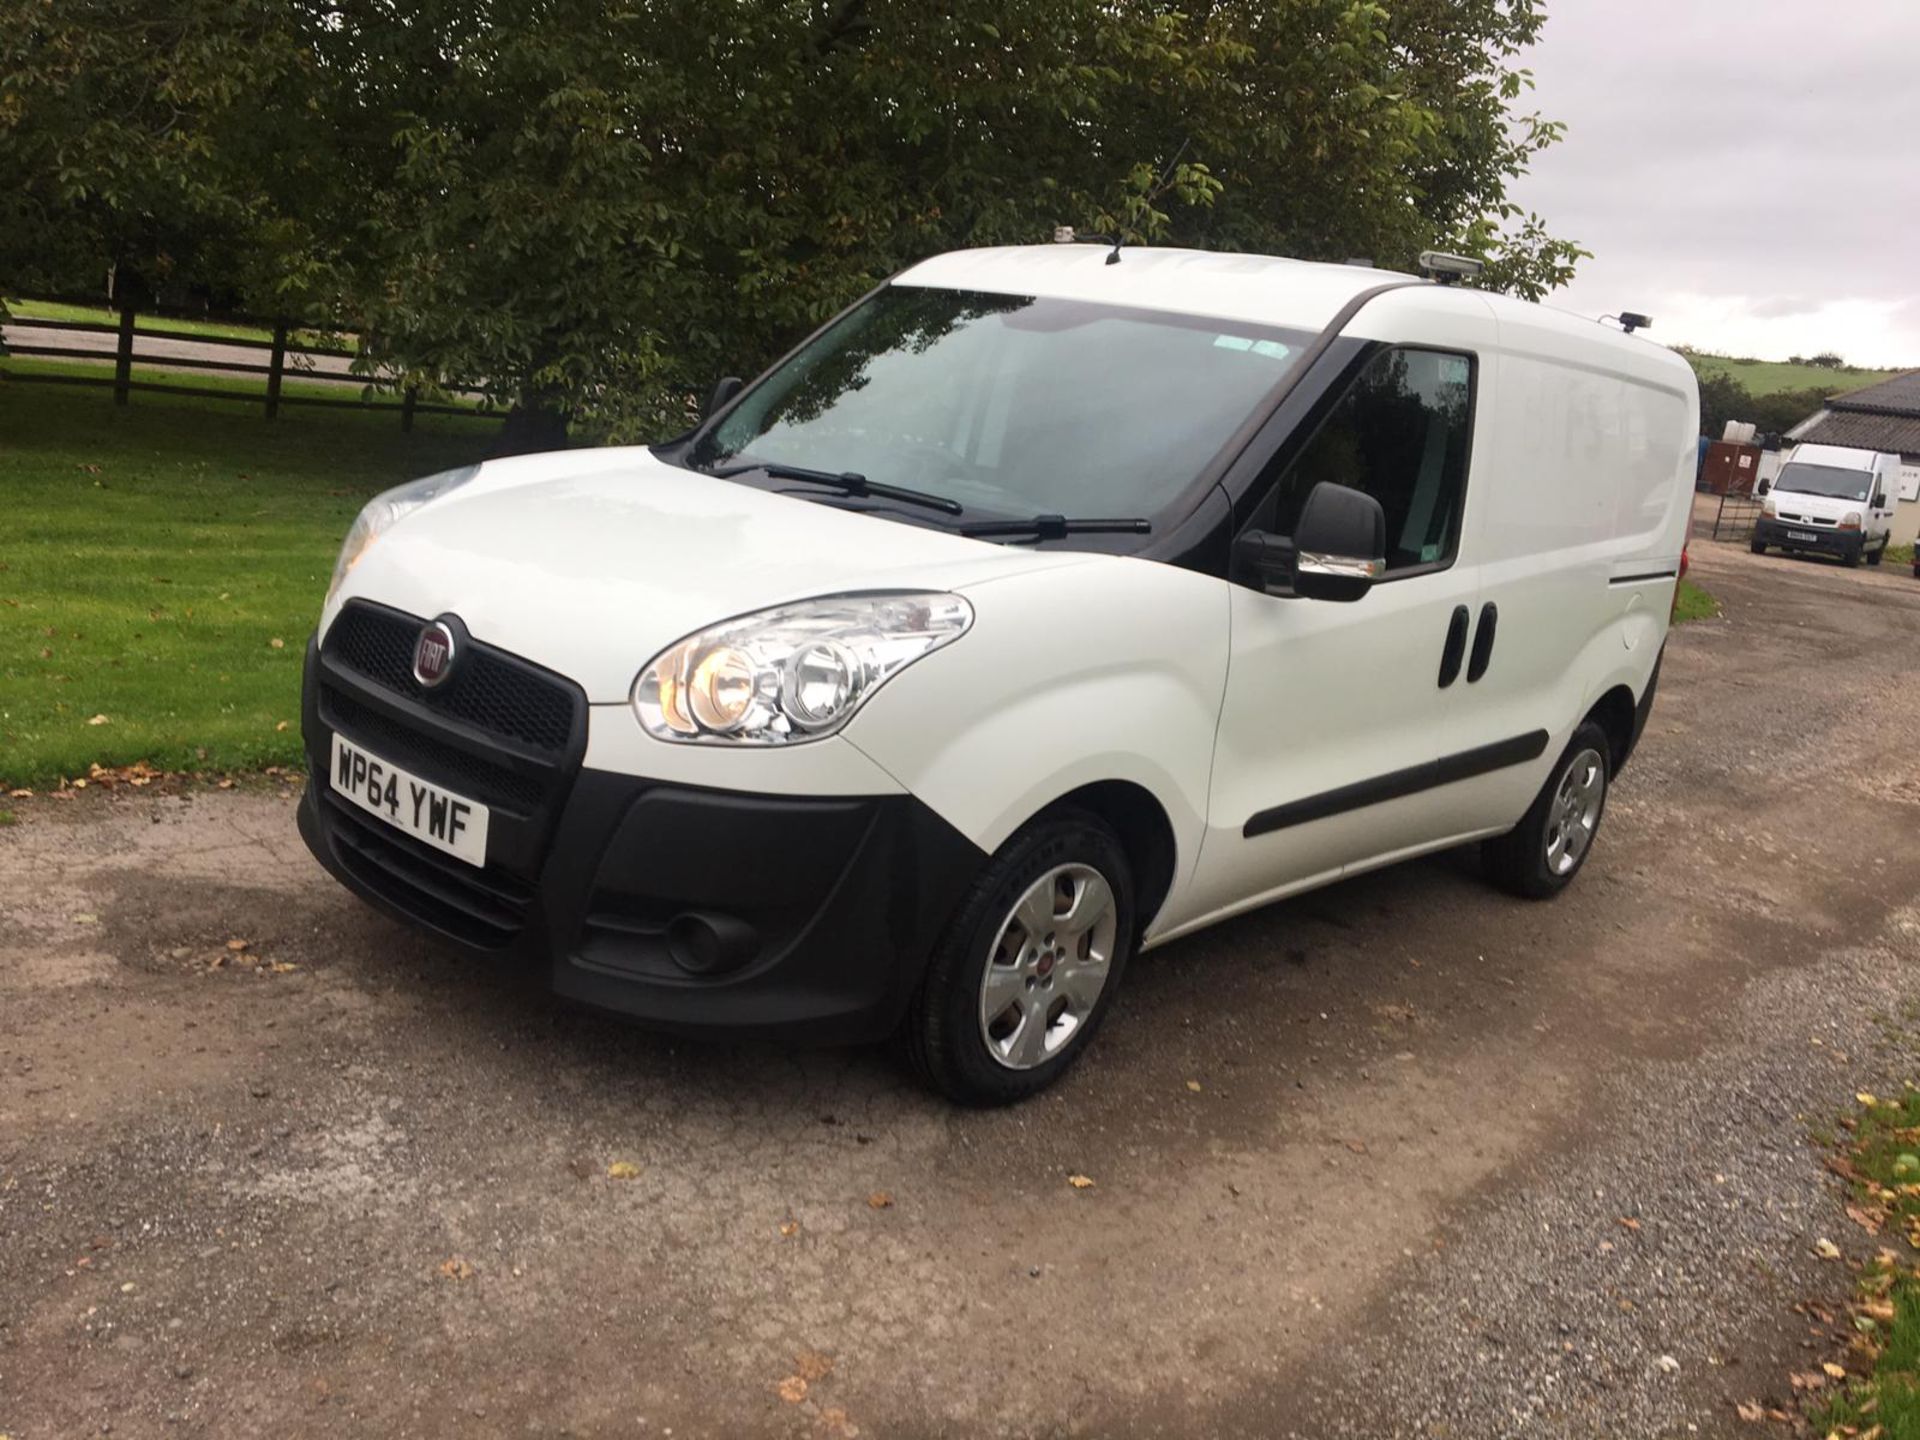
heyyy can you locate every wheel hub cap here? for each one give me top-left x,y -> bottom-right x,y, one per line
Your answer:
1544,747 -> 1606,876
978,864 -> 1118,1071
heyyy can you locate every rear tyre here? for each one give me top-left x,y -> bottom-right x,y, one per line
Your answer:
1482,722 -> 1611,901
900,812 -> 1135,1106
1868,541 -> 1885,567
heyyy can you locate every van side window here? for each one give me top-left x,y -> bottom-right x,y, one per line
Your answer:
1250,347 -> 1475,574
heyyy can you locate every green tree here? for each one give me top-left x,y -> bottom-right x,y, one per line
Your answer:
2,0 -> 1584,444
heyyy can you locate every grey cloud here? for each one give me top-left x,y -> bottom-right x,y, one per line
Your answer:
1508,0 -> 1920,361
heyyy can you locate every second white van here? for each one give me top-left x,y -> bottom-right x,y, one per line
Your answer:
1753,442 -> 1900,567
298,245 -> 1699,1104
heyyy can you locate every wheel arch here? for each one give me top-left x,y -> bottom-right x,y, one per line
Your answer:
1031,780 -> 1179,937
1582,682 -> 1640,774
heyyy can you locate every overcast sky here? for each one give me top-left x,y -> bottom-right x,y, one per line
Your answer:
1509,0 -> 1920,366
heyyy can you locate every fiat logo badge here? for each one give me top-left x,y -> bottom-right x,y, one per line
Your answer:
413,619 -> 457,688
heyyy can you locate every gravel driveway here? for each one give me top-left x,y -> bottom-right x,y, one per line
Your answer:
5,537 -> 1920,1438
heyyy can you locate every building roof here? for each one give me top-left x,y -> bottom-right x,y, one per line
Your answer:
1795,407 -> 1920,457
1827,370 -> 1920,417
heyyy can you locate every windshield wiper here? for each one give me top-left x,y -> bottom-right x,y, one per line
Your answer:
708,460 -> 963,516
960,513 -> 1152,540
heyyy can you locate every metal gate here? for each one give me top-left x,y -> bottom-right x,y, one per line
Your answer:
1710,491 -> 1762,542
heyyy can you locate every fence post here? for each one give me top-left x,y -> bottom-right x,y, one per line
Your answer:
113,305 -> 135,406
401,388 -> 417,433
265,320 -> 288,419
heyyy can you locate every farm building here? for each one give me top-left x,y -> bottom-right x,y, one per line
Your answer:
1787,371 -> 1920,545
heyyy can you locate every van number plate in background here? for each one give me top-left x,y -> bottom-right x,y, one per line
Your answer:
1787,529 -> 1818,541
329,732 -> 489,867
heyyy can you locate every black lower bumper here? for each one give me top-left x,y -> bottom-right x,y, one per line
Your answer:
299,642 -> 986,1044
1754,518 -> 1862,561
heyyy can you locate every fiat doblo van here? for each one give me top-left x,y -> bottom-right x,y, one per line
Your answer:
1752,442 -> 1899,566
300,245 -> 1698,1104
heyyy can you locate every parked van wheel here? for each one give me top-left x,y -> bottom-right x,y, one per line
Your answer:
1867,543 -> 1885,567
1482,722 -> 1611,900
1749,536 -> 1767,555
901,813 -> 1135,1105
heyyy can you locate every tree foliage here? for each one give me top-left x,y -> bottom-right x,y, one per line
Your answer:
1,0 -> 1581,439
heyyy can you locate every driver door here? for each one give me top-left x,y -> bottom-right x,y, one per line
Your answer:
1185,343 -> 1488,923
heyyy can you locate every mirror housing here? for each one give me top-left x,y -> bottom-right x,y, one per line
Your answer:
1291,482 -> 1387,602
704,375 -> 744,419
1755,478 -> 1771,496
1232,529 -> 1295,592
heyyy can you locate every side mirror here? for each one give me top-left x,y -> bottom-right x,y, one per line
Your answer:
1231,529 -> 1295,592
704,375 -> 744,419
1291,482 -> 1387,602
1755,479 -> 1771,496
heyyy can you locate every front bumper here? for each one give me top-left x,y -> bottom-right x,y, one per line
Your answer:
1754,517 -> 1862,560
298,620 -> 986,1043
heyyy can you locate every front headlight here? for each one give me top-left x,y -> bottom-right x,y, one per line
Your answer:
326,465 -> 482,604
1842,510 -> 1864,530
633,593 -> 973,745
1761,496 -> 1777,517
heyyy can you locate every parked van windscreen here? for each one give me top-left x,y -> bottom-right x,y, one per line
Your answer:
1774,462 -> 1873,502
689,287 -> 1314,519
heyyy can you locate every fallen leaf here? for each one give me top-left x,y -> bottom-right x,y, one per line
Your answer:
794,1349 -> 834,1382
778,1220 -> 799,1237
866,1191 -> 894,1209
1816,1238 -> 1843,1260
1066,1174 -> 1096,1190
269,637 -> 285,649
1617,1216 -> 1641,1232
1848,1204 -> 1884,1236
776,1376 -> 809,1404
1733,1400 -> 1765,1423
606,1161 -> 640,1180
1345,1139 -> 1368,1155
1186,1080 -> 1203,1092
267,961 -> 297,974
1859,1092 -> 1879,1106
1823,1362 -> 1847,1380
437,1256 -> 475,1281
275,720 -> 290,732
1788,1370 -> 1824,1391
86,713 -> 109,726
226,938 -> 250,952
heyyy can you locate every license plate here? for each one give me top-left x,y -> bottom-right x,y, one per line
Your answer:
1787,530 -> 1817,541
329,732 -> 489,867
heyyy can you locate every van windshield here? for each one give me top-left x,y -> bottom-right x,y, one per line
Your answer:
687,286 -> 1314,520
1774,461 -> 1872,502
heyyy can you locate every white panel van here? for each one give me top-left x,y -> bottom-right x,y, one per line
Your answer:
299,246 -> 1699,1104
1753,442 -> 1900,566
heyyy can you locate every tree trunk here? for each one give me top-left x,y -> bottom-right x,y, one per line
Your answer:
491,400 -> 571,457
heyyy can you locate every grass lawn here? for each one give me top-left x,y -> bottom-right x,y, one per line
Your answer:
1810,1088 -> 1920,1435
1688,354 -> 1906,398
1672,576 -> 1719,624
7,297 -> 349,353
1,378 -> 500,786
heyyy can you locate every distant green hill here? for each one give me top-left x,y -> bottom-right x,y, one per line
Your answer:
1684,353 -> 1906,398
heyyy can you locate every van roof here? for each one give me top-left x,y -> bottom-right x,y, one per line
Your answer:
894,245 -> 1684,379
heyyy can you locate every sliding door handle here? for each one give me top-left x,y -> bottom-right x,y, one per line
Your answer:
1466,602 -> 1498,683
1437,605 -> 1470,687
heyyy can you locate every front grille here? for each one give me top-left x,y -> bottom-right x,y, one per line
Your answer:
322,689 -> 545,812
326,603 -> 577,752
323,794 -> 536,947
311,601 -> 589,949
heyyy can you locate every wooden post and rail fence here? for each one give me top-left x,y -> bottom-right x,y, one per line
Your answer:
1,297 -> 501,430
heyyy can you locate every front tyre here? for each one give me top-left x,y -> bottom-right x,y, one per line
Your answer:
1482,722 -> 1612,900
901,813 -> 1134,1105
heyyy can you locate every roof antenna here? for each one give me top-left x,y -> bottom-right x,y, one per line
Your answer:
1600,312 -> 1653,334
1052,225 -> 1123,265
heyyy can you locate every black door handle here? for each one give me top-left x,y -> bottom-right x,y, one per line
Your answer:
1437,605 -> 1470,687
1466,602 -> 1498,683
